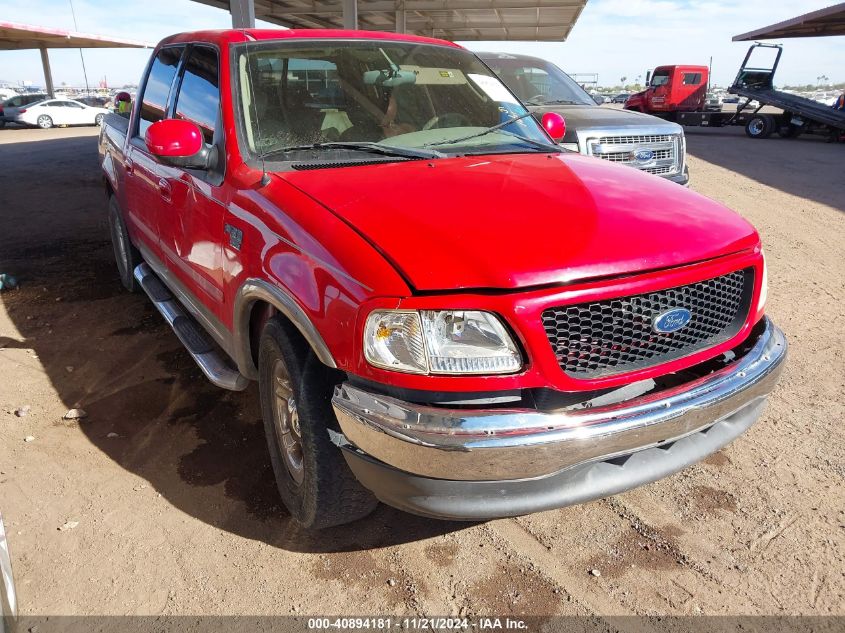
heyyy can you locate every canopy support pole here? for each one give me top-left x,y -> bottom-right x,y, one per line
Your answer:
343,0 -> 358,29
395,0 -> 407,33
231,0 -> 256,28
39,46 -> 54,98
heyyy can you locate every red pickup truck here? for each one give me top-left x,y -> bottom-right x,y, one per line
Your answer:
99,29 -> 787,529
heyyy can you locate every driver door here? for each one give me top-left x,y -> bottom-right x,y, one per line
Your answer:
63,101 -> 89,124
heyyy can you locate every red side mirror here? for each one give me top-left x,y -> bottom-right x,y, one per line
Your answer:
145,119 -> 203,158
541,112 -> 566,142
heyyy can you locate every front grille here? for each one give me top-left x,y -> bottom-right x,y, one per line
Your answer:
588,133 -> 680,176
598,149 -> 674,163
542,269 -> 754,379
642,165 -> 674,175
597,134 -> 674,145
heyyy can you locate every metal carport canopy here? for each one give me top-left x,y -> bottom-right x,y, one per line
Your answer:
732,2 -> 845,40
196,0 -> 588,41
0,21 -> 151,97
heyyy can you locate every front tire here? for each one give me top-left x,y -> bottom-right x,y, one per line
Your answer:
259,317 -> 377,529
107,196 -> 142,292
37,115 -> 53,129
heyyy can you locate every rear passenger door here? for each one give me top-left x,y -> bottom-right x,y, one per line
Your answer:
156,44 -> 228,324
124,45 -> 183,262
42,101 -> 69,125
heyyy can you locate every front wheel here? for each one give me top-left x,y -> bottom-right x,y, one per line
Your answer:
259,317 -> 377,529
745,114 -> 773,139
95,113 -> 105,126
36,115 -> 53,129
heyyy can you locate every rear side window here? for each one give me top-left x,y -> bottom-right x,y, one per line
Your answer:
682,72 -> 702,85
174,46 -> 220,144
138,46 -> 182,138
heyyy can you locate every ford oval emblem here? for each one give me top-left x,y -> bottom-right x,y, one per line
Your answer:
653,308 -> 692,333
634,149 -> 654,163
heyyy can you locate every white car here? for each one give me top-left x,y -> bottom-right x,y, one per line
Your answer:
14,98 -> 109,129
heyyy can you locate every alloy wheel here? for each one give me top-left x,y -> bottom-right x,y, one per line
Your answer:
272,358 -> 304,485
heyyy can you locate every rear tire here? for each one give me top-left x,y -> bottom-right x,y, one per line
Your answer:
258,317 -> 378,529
107,196 -> 142,293
745,114 -> 774,139
36,115 -> 53,129
95,113 -> 105,126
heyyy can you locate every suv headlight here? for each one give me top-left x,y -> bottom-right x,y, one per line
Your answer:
364,309 -> 522,375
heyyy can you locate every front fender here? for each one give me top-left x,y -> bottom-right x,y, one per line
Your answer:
232,278 -> 336,379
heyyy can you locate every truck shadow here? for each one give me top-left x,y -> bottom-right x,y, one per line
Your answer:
0,133 -> 470,552
684,126 -> 844,213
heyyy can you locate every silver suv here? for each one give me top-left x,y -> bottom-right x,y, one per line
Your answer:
480,53 -> 689,185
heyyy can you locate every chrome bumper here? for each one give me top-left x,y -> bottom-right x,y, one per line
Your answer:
0,512 -> 17,627
332,317 -> 786,482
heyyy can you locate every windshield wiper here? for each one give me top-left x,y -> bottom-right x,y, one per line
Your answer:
423,112 -> 560,152
266,141 -> 444,160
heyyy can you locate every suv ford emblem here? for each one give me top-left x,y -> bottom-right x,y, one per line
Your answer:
653,308 -> 692,333
634,149 -> 655,163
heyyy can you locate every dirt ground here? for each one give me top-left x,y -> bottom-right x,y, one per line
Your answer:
0,123 -> 842,621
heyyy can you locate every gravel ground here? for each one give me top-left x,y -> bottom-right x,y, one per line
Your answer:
0,124 -> 842,620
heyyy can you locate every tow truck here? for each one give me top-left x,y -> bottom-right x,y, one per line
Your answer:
625,43 -> 845,140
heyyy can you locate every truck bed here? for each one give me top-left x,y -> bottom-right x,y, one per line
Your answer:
730,87 -> 845,130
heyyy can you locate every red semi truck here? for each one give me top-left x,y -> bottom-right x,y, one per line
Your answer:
624,64 -> 710,114
626,43 -> 845,140
99,28 -> 786,529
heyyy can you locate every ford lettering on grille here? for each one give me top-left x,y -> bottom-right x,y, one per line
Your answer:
653,308 -> 692,333
634,149 -> 655,163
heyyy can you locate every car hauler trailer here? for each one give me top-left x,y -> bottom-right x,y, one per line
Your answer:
625,43 -> 845,140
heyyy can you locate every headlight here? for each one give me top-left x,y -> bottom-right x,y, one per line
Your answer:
364,309 -> 521,375
757,250 -> 768,313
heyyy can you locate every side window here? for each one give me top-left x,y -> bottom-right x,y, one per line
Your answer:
174,46 -> 220,144
138,46 -> 182,139
682,73 -> 702,85
65,101 -> 84,108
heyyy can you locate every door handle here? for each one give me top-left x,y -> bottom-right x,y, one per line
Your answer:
157,177 -> 172,201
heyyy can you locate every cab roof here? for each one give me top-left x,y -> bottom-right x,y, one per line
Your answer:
157,28 -> 463,51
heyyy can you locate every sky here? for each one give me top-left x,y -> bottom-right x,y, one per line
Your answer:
1,0 -> 843,90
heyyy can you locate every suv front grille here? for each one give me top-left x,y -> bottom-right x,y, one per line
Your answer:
597,134 -> 674,144
541,269 -> 754,379
587,133 -> 681,177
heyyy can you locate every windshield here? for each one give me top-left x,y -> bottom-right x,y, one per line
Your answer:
482,56 -> 595,107
651,70 -> 670,87
234,41 -> 555,161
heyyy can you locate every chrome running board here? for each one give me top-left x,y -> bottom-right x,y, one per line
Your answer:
134,263 -> 249,391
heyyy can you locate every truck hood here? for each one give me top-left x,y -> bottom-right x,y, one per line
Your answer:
528,103 -> 669,130
527,104 -> 680,145
281,152 -> 758,292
